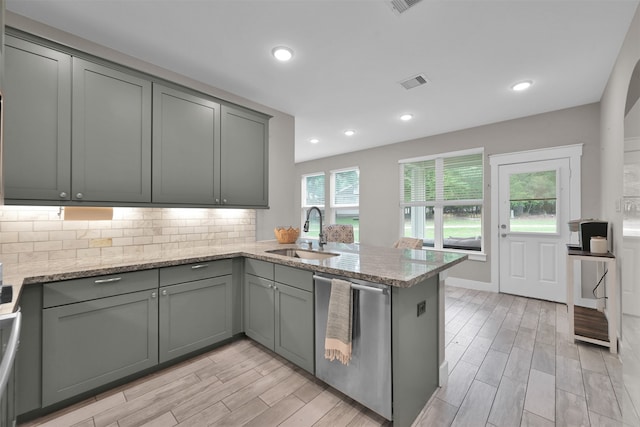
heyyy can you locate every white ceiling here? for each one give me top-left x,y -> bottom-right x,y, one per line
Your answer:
6,0 -> 639,163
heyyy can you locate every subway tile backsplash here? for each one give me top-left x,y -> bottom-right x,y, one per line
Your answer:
0,206 -> 256,265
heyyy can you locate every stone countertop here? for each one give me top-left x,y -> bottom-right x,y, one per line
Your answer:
0,240 -> 467,314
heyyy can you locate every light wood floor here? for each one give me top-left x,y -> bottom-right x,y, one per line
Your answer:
20,286 -> 631,427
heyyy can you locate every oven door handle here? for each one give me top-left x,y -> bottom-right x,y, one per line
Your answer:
313,275 -> 387,294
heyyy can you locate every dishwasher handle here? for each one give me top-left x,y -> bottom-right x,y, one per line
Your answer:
313,275 -> 387,295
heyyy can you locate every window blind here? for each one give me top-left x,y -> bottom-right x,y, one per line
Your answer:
303,173 -> 325,206
333,169 -> 359,206
402,153 -> 483,203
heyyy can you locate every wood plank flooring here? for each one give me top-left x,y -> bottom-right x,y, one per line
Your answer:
20,286 -> 627,427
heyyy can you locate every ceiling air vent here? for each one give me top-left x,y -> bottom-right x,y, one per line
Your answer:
389,0 -> 423,15
399,73 -> 429,90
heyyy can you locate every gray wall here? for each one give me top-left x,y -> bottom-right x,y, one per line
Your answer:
600,5 -> 640,292
296,103 -> 601,285
5,11 -> 298,241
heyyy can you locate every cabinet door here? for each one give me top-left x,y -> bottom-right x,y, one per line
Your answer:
220,105 -> 269,207
274,283 -> 314,374
159,275 -> 232,363
152,84 -> 221,204
243,274 -> 274,350
3,36 -> 71,202
72,58 -> 151,203
42,289 -> 159,406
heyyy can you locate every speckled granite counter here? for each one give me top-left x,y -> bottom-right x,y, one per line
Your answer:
0,240 -> 467,314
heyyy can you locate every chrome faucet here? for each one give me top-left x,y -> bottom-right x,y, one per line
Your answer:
304,206 -> 326,247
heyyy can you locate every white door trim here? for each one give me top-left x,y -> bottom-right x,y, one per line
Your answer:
489,144 -> 593,306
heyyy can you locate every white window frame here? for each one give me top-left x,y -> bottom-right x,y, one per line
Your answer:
399,148 -> 485,260
301,172 -> 326,229
329,166 -> 360,242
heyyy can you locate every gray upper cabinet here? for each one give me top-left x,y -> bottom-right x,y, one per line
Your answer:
152,84 -> 221,204
220,105 -> 269,207
4,33 -> 269,207
72,58 -> 152,203
3,36 -> 72,202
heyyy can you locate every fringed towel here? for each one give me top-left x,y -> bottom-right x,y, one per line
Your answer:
324,278 -> 353,365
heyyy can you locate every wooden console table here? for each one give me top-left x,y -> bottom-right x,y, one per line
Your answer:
566,248 -> 617,353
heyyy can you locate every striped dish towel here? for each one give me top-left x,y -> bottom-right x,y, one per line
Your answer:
324,278 -> 353,365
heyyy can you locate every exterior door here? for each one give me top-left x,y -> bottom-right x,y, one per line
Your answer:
498,158 -> 571,302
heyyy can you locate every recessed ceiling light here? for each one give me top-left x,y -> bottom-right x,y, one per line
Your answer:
272,46 -> 293,62
309,138 -> 320,144
400,114 -> 413,121
511,80 -> 533,91
344,129 -> 356,136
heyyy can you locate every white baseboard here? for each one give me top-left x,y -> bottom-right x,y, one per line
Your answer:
439,361 -> 449,387
445,277 -> 497,293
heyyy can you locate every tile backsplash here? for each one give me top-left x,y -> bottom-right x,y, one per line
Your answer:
0,206 -> 256,265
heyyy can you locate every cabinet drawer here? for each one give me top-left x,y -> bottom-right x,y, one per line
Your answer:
159,259 -> 232,286
275,265 -> 313,292
43,269 -> 158,308
245,258 -> 274,280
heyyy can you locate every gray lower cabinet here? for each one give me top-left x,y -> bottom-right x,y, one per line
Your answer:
244,259 -> 314,373
158,260 -> 233,363
41,270 -> 159,407
72,58 -> 152,203
42,289 -> 159,406
3,35 -> 72,202
152,84 -> 221,205
220,105 -> 269,207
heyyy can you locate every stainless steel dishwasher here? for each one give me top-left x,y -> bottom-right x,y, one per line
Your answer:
314,274 -> 392,420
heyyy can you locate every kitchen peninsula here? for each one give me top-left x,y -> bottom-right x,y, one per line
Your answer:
4,241 -> 466,426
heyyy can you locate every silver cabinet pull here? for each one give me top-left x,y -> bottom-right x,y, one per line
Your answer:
501,233 -> 507,238
273,285 -> 278,291
94,277 -> 122,284
59,192 -> 68,198
161,289 -> 168,296
151,292 -> 157,299
215,198 -> 220,204
191,264 -> 209,270
76,192 -> 84,199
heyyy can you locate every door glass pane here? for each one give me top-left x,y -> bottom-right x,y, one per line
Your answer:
443,205 -> 482,251
509,170 -> 558,233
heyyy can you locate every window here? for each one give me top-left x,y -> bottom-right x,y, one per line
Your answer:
624,145 -> 640,237
330,167 -> 359,242
301,173 -> 325,235
400,149 -> 483,252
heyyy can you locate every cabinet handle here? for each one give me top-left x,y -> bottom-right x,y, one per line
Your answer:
76,192 -> 84,199
215,198 -> 220,204
222,199 -> 227,204
151,292 -> 157,299
59,192 -> 68,198
191,264 -> 209,270
94,277 -> 122,284
161,289 -> 168,296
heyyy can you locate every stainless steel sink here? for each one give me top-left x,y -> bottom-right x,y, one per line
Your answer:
266,248 -> 340,260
